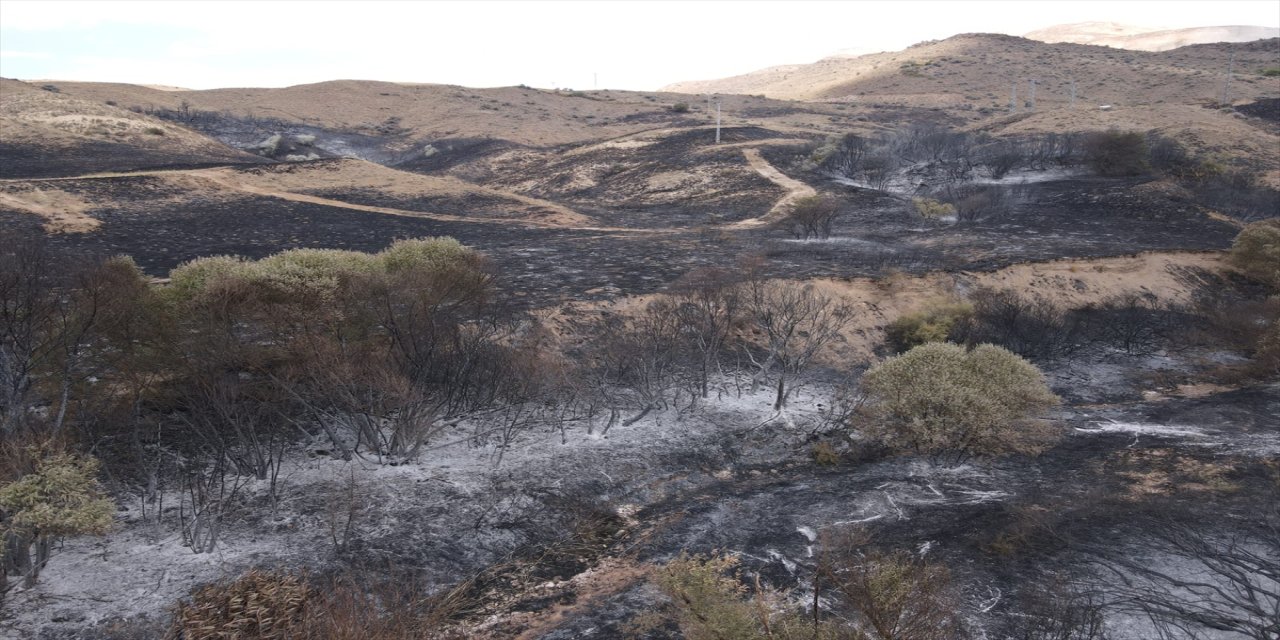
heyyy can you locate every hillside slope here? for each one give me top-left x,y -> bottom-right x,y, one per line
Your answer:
0,79 -> 260,178
663,34 -> 1280,108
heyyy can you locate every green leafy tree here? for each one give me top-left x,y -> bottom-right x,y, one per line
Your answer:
859,342 -> 1060,462
1,450 -> 114,588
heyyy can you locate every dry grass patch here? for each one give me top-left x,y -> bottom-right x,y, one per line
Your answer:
0,186 -> 98,232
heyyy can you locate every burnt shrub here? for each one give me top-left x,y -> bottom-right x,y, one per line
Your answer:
1188,168 -> 1278,223
930,183 -> 1016,221
773,194 -> 841,240
952,288 -> 1090,361
1081,293 -> 1190,356
1083,130 -> 1148,176
1146,134 -> 1210,180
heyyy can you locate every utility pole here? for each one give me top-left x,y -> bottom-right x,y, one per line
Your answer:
1028,78 -> 1036,111
1009,82 -> 1018,114
1220,49 -> 1235,106
1069,79 -> 1077,109
715,99 -> 722,144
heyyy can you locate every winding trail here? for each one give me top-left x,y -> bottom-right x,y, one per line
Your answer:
728,148 -> 817,229
2,165 -> 676,235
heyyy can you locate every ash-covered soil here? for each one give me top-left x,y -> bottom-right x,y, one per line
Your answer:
2,165 -> 1240,310
10,348 -> 1276,639
0,140 -> 264,179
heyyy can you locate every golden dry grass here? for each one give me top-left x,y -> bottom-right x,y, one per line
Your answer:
0,79 -> 253,160
0,186 -> 99,233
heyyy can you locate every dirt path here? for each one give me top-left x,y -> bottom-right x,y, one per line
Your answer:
2,166 -> 675,235
727,148 -> 816,229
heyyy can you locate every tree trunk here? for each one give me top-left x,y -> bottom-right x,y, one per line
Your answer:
774,374 -> 787,411
31,535 -> 51,585
52,375 -> 71,433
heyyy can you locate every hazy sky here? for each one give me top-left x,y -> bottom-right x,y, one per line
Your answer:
2,1 -> 1277,90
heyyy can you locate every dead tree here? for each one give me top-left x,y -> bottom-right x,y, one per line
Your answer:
745,280 -> 853,410
670,267 -> 741,400
1084,513 -> 1280,640
774,195 -> 842,240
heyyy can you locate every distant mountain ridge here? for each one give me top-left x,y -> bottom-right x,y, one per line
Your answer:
1024,22 -> 1279,51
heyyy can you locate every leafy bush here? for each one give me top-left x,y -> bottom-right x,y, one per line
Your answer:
884,299 -> 974,353
912,197 -> 956,219
671,102 -> 690,113
0,449 -> 114,587
376,237 -> 473,274
655,544 -> 964,640
1261,68 -> 1280,77
859,342 -> 1060,461
1228,219 -> 1280,291
1083,129 -> 1148,176
166,255 -> 255,302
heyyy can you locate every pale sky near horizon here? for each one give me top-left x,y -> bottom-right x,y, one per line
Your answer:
1,0 -> 1277,91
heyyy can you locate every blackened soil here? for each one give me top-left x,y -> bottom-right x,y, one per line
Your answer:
0,141 -> 263,179
898,176 -> 1238,269
304,188 -> 527,218
392,137 -> 521,173
6,171 -> 1241,308
551,384 -> 1280,637
1236,97 -> 1280,123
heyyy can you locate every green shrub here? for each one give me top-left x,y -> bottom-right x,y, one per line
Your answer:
166,255 -> 255,302
912,197 -> 956,219
655,548 -> 961,640
144,127 -> 165,136
671,102 -> 690,113
259,248 -> 377,274
0,450 -> 114,586
859,342 -> 1060,461
653,554 -> 825,640
1261,68 -> 1280,77
885,300 -> 974,352
1228,219 -> 1280,291
376,237 -> 472,274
